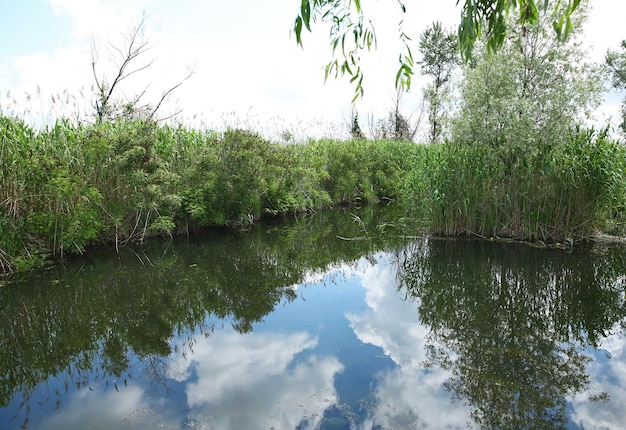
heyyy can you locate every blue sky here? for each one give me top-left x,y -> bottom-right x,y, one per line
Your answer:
1,1 -> 71,62
0,0 -> 624,139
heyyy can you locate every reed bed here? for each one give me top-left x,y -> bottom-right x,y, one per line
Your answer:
1,114 -> 624,274
403,127 -> 626,242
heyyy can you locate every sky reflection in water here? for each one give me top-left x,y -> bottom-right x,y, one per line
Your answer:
1,209 -> 626,429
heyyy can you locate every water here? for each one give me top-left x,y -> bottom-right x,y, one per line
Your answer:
1,206 -> 625,429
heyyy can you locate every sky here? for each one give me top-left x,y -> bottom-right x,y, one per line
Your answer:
1,0 -> 625,139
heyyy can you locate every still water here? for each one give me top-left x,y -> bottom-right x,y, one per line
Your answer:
1,206 -> 625,429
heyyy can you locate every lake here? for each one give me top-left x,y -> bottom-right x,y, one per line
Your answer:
1,205 -> 625,429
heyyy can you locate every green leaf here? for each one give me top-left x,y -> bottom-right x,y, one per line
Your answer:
519,0 -> 539,24
343,60 -> 353,76
294,17 -> 303,46
395,66 -> 403,88
365,29 -> 373,49
301,0 -> 311,31
552,15 -> 564,39
350,67 -> 361,83
405,45 -> 414,65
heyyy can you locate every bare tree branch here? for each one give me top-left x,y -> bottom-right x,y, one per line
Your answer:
90,11 -> 193,122
148,68 -> 195,121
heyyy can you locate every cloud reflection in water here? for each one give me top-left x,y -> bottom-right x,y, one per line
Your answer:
347,253 -> 471,428
569,330 -> 626,429
37,387 -> 148,430
168,330 -> 343,429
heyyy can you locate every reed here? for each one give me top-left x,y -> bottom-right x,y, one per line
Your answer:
403,127 -> 626,242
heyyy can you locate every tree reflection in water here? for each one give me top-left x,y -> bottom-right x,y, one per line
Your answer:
3,203 -> 626,429
398,238 -> 626,429
0,205 -> 407,429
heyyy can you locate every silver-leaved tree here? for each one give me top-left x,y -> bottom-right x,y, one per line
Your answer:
450,2 -> 603,151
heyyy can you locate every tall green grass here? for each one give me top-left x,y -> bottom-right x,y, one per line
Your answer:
403,127 -> 626,241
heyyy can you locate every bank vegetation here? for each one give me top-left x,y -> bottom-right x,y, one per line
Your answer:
1,115 -> 625,274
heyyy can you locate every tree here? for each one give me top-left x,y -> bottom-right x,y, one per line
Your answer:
387,87 -> 419,141
293,0 -> 582,99
450,3 -> 603,150
367,88 -> 423,141
398,238 -> 624,428
606,40 -> 626,137
91,13 -> 193,122
349,106 -> 365,140
418,21 -> 460,143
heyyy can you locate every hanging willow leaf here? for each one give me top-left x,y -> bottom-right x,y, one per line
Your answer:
293,0 -> 581,100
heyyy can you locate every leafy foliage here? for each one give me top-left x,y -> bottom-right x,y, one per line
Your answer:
606,39 -> 626,137
451,4 -> 603,152
403,127 -> 625,241
399,237 -> 625,428
408,2 -> 616,241
0,204 -> 408,413
0,117 -> 415,273
2,106 -> 625,274
294,0 -> 377,101
293,0 -> 582,97
418,21 -> 461,143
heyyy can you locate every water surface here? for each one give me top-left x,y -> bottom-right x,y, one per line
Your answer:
1,206 -> 625,429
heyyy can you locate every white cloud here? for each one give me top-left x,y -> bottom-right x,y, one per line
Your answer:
169,330 -> 344,429
13,47 -> 87,91
583,1 -> 624,64
346,253 -> 472,428
31,329 -> 343,430
49,0 -> 151,40
349,254 -> 626,429
569,330 -> 626,430
38,385 -> 148,430
371,367 -> 471,429
2,0 -> 623,136
347,260 -> 427,369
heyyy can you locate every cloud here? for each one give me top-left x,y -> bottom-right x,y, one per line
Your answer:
0,0 -> 616,136
13,48 -> 87,91
1,1 -> 161,122
49,0 -> 151,40
346,253 -> 472,428
169,330 -> 344,429
37,386 -> 148,430
371,367 -> 470,429
569,330 -> 626,429
583,1 -> 624,64
27,329 -> 344,430
347,254 -> 429,368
